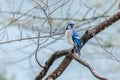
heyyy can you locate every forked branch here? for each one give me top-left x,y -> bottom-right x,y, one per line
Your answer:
35,11 -> 120,80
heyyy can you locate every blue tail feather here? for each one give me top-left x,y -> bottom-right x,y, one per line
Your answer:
73,39 -> 81,56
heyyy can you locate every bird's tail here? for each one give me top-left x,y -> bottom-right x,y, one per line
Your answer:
74,46 -> 81,56
77,47 -> 81,56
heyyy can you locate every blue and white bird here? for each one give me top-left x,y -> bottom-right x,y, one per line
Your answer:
65,21 -> 82,56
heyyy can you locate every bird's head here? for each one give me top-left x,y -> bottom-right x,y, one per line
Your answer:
66,21 -> 74,30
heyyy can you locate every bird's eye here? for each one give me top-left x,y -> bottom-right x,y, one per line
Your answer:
70,24 -> 74,28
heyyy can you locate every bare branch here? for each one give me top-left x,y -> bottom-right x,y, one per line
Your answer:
94,36 -> 120,62
35,48 -> 73,80
35,11 -> 120,80
72,53 -> 108,80
0,32 -> 64,45
81,11 -> 120,45
35,31 -> 44,68
0,6 -> 36,31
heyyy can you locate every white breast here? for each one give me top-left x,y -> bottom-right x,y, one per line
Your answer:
65,30 -> 74,45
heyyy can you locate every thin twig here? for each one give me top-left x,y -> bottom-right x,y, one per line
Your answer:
72,53 -> 108,80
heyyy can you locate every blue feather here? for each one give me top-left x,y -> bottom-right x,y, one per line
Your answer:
72,29 -> 81,56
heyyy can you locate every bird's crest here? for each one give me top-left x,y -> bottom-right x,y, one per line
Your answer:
66,20 -> 74,30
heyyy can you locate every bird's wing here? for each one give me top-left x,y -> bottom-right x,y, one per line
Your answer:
72,29 -> 81,46
72,36 -> 81,47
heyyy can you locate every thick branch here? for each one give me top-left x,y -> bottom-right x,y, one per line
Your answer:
45,55 -> 73,80
35,48 -> 74,80
36,11 -> 120,80
81,11 -> 120,45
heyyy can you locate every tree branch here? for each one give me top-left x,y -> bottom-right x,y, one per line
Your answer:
45,55 -> 73,80
35,11 -> 120,80
81,11 -> 120,45
35,48 -> 74,80
72,53 -> 107,80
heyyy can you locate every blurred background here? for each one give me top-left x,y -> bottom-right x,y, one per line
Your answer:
0,0 -> 120,80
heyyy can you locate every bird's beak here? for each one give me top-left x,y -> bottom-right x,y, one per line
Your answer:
66,25 -> 69,30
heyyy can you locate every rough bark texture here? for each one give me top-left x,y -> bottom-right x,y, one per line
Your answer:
35,48 -> 74,80
81,11 -> 120,45
35,11 -> 120,80
45,55 -> 73,80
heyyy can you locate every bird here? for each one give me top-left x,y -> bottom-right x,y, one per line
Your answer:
65,21 -> 82,56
